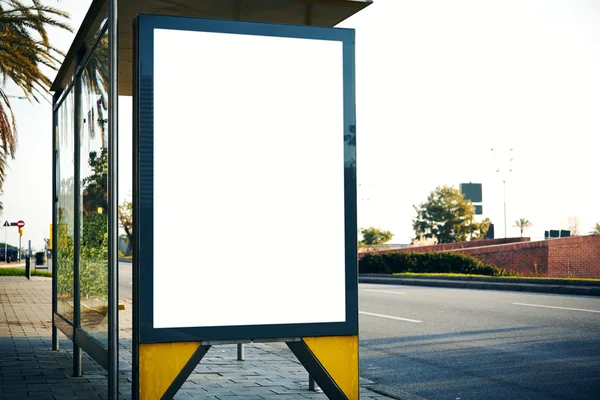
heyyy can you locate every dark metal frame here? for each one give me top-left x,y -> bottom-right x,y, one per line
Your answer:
107,0 -> 120,397
133,14 -> 358,345
51,1 -> 119,397
72,47 -> 85,378
132,17 -> 140,398
51,89 -> 62,352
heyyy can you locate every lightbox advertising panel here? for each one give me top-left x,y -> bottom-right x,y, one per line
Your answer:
135,15 -> 357,343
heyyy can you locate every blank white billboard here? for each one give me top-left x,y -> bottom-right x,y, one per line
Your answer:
152,28 -> 346,329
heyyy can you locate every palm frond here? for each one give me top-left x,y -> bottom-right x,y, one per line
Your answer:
0,0 -> 71,157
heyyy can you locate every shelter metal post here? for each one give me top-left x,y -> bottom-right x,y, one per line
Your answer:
72,47 -> 86,378
52,89 -> 62,351
237,343 -> 244,361
108,0 -> 120,398
132,16 -> 139,400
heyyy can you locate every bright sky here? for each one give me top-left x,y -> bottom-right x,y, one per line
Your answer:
2,0 -> 599,250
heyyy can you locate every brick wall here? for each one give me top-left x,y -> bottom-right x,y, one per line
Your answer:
359,235 -> 600,278
359,237 -> 529,258
547,236 -> 600,278
453,241 -> 549,276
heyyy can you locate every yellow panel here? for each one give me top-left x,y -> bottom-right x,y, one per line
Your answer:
139,342 -> 201,399
303,336 -> 359,400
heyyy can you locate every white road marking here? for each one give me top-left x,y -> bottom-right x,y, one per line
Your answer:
359,311 -> 422,323
512,302 -> 600,314
360,289 -> 407,295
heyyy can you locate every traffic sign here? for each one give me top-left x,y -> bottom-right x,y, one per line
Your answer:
16,220 -> 24,228
2,221 -> 8,227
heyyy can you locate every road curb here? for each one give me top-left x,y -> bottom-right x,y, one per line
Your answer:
359,275 -> 600,296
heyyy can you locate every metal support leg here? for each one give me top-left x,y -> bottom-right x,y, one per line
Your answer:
73,344 -> 82,377
309,375 -> 318,391
287,341 -> 347,400
237,343 -> 245,361
161,345 -> 212,400
52,325 -> 59,351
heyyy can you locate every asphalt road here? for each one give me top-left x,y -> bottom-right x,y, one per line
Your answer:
359,283 -> 600,400
119,261 -> 132,300
116,266 -> 600,400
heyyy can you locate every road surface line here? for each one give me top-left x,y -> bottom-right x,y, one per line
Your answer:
359,311 -> 422,323
512,302 -> 600,314
360,289 -> 407,295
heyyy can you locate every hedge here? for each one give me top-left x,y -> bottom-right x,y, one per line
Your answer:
359,251 -> 510,276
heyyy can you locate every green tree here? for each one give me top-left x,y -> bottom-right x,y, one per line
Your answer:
359,227 -> 393,248
0,0 -> 70,203
118,199 -> 132,252
412,185 -> 488,244
82,148 -> 108,215
590,222 -> 600,235
514,218 -> 532,237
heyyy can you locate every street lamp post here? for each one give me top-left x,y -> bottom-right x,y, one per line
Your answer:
492,147 -> 514,238
503,180 -> 507,238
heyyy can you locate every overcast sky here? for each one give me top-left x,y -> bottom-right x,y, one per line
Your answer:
2,0 -> 599,249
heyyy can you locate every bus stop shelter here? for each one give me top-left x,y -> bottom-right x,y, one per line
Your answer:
51,1 -> 371,399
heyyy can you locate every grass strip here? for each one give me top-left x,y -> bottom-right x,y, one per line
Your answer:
0,268 -> 52,278
392,272 -> 600,282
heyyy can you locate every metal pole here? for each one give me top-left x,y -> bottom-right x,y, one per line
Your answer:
25,236 -> 30,279
73,47 -> 85,378
108,0 -> 120,398
18,234 -> 21,262
309,375 -> 318,391
4,226 -> 7,263
237,343 -> 245,361
503,180 -> 507,238
52,90 -> 61,351
132,17 -> 139,400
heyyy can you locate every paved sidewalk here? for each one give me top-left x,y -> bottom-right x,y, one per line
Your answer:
0,277 -> 392,400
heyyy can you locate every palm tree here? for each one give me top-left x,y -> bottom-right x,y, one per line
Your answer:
0,0 -> 70,154
590,222 -> 600,235
514,218 -> 532,237
0,0 -> 70,213
81,34 -> 108,148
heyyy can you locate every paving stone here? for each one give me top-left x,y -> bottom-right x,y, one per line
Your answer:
0,277 -> 393,400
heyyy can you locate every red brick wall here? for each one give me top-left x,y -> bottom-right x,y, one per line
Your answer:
360,237 -> 529,258
547,236 -> 600,278
359,235 -> 600,278
453,241 -> 549,276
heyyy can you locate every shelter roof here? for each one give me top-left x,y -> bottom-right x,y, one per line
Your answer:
51,0 -> 371,95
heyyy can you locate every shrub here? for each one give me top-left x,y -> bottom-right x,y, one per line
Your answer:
359,251 -> 509,276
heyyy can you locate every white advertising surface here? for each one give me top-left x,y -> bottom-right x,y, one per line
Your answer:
152,28 -> 347,329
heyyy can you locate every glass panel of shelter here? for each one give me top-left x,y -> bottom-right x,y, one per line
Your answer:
79,29 -> 110,347
56,89 -> 76,322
